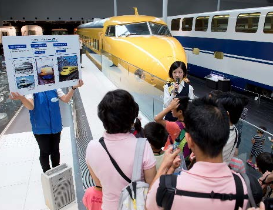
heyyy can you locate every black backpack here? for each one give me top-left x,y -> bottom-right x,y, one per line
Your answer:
156,172 -> 262,210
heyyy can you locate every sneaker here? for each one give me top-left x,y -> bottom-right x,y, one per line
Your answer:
246,160 -> 254,166
247,161 -> 256,168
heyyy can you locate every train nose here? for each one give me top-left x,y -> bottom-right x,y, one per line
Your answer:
151,56 -> 181,81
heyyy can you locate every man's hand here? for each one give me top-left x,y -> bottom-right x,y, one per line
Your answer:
167,155 -> 182,174
160,146 -> 181,170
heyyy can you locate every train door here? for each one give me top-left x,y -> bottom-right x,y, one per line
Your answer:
104,25 -> 118,66
104,25 -> 115,51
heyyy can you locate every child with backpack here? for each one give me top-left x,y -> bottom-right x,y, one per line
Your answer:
85,90 -> 156,210
247,126 -> 267,168
154,96 -> 191,166
144,122 -> 169,170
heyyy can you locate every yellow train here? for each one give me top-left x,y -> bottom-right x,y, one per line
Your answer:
60,66 -> 78,76
77,9 -> 187,85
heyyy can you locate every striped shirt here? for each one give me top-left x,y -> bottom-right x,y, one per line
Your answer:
251,134 -> 265,157
229,157 -> 246,173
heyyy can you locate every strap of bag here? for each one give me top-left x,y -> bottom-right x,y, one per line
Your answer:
169,122 -> 184,144
164,175 -> 177,210
99,137 -> 131,183
131,138 -> 147,182
157,173 -> 247,210
175,121 -> 184,130
174,174 -> 246,209
240,173 -> 257,208
233,173 -> 245,210
156,174 -> 177,210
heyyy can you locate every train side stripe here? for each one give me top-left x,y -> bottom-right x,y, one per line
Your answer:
184,49 -> 273,66
175,36 -> 273,62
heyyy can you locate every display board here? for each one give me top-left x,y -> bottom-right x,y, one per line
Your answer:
2,35 -> 81,95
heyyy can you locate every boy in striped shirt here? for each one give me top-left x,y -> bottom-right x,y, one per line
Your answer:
229,149 -> 245,173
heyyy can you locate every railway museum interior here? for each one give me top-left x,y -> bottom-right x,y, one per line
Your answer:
1,0 -> 273,210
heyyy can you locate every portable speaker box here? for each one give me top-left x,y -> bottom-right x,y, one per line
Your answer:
218,79 -> 231,92
41,163 -> 76,210
206,78 -> 218,89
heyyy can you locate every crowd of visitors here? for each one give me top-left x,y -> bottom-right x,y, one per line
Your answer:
9,57 -> 273,210
82,61 -> 273,210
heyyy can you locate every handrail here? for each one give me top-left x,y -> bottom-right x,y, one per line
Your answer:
240,118 -> 273,138
231,85 -> 259,96
231,85 -> 273,104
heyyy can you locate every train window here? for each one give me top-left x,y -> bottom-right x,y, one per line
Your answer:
93,39 -> 96,49
171,18 -> 181,31
105,26 -> 115,37
264,12 -> 273,33
211,15 -> 229,32
149,22 -> 172,36
116,22 -> 150,37
236,12 -> 260,33
2,32 -> 8,36
182,17 -> 193,31
28,30 -> 36,35
195,16 -> 209,31
52,29 -> 68,35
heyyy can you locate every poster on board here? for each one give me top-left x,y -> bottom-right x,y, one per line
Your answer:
2,35 -> 81,95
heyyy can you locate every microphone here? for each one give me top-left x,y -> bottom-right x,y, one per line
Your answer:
174,78 -> 180,95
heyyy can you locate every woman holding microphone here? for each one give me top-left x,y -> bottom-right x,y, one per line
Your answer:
163,61 -> 194,121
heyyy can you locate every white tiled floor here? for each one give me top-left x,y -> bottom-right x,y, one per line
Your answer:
0,128 -> 78,210
0,183 -> 29,210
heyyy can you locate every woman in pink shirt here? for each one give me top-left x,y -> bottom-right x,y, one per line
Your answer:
85,89 -> 156,210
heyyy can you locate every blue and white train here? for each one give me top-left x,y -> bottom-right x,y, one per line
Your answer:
167,7 -> 273,96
